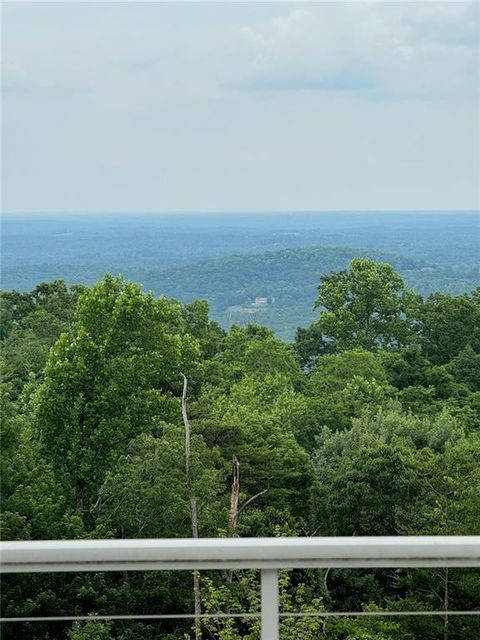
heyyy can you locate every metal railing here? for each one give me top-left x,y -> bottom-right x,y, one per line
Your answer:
1,536 -> 480,639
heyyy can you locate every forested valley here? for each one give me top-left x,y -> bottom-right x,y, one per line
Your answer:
1,258 -> 480,640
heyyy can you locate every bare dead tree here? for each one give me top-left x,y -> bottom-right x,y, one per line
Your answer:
224,454 -> 269,587
237,488 -> 268,517
181,373 -> 202,640
229,455 -> 240,535
228,456 -> 269,536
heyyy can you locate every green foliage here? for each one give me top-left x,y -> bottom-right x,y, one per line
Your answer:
294,321 -> 335,368
201,372 -> 314,524
313,259 -> 419,351
304,350 -> 394,433
311,407 -> 478,538
182,299 -> 226,359
447,345 -> 480,391
0,384 -> 66,540
309,350 -> 389,391
138,246 -> 478,340
67,620 -> 114,640
96,426 -> 223,537
418,289 -> 480,364
0,281 -> 85,396
325,609 -> 415,640
1,260 -> 479,640
34,275 -> 200,518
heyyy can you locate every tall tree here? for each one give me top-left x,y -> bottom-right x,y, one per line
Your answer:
313,258 -> 419,352
34,275 -> 199,520
418,289 -> 480,364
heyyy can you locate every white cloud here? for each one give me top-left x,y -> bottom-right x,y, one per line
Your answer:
2,2 -> 478,212
234,2 -> 479,99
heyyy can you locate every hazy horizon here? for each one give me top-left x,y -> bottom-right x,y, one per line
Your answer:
3,2 -> 479,214
3,209 -> 480,218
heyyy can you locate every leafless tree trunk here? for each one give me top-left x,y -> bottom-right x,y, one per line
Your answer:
181,373 -> 202,640
229,456 -> 240,535
75,481 -> 84,515
222,456 -> 242,585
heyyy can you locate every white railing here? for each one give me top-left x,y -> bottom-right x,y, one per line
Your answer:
1,536 -> 480,639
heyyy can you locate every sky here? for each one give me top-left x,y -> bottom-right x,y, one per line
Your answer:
2,1 -> 479,213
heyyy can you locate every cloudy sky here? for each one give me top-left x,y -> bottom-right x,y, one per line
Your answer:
2,1 -> 479,213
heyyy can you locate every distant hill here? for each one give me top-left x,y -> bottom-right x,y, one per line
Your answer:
139,247 -> 479,340
3,212 -> 478,340
2,211 -> 478,291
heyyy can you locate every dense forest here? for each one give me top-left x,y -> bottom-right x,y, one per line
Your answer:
136,247 -> 480,339
1,258 -> 480,640
4,212 -> 479,289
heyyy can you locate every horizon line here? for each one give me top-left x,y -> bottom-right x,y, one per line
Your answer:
3,209 -> 480,217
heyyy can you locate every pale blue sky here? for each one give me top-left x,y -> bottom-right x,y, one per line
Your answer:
2,1 -> 479,213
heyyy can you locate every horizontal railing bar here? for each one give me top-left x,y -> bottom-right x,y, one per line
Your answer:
2,611 -> 480,623
280,611 -> 480,618
2,536 -> 480,573
5,559 -> 480,573
0,613 -> 260,623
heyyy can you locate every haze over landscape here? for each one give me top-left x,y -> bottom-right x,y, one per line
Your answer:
3,211 -> 480,338
2,2 -> 480,640
4,1 -> 478,327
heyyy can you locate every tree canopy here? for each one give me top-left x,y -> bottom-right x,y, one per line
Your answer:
1,263 -> 479,640
313,258 -> 419,351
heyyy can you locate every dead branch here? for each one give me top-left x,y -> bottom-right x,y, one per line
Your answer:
237,488 -> 269,516
229,456 -> 240,534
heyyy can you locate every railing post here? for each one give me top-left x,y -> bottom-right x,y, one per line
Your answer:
261,568 -> 279,640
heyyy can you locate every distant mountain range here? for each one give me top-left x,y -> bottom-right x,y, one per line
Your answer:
140,246 -> 479,340
3,213 -> 478,339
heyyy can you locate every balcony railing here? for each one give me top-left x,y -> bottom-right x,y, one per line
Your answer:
1,536 -> 480,639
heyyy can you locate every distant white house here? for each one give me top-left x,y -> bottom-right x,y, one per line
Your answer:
253,296 -> 269,306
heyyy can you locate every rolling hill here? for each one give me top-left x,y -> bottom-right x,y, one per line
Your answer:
139,247 -> 479,340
